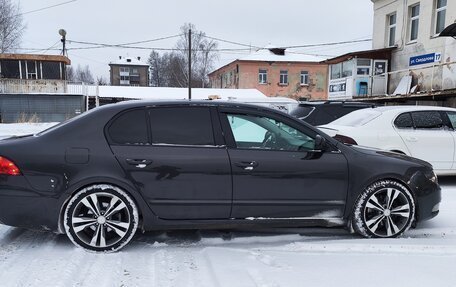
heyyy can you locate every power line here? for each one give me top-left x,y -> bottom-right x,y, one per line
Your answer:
203,35 -> 261,49
16,0 -> 78,17
67,34 -> 183,48
281,39 -> 372,49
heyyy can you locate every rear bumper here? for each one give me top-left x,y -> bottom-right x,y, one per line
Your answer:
0,176 -> 61,231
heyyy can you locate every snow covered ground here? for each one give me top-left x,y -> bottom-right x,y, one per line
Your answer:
0,180 -> 455,287
0,122 -> 58,140
1,123 -> 455,286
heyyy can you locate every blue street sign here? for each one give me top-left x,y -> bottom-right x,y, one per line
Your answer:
409,53 -> 442,66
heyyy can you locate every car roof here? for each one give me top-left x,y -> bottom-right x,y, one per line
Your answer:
298,101 -> 375,107
94,99 -> 289,114
371,105 -> 456,113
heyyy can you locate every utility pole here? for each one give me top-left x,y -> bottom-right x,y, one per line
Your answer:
59,29 -> 67,56
188,29 -> 192,100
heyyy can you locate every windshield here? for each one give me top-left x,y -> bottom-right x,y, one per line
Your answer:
329,109 -> 381,127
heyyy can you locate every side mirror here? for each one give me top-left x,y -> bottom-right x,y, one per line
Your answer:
314,135 -> 326,152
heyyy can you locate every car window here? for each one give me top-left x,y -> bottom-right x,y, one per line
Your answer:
149,107 -> 215,146
411,111 -> 443,129
394,113 -> 413,129
226,113 -> 315,151
446,112 -> 456,129
108,109 -> 149,145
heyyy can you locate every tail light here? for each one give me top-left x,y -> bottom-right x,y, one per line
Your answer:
0,156 -> 21,176
333,134 -> 358,145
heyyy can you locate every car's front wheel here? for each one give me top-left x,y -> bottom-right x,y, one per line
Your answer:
64,184 -> 139,252
353,180 -> 415,238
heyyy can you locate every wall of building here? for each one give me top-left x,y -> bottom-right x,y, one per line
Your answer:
372,0 -> 456,94
210,61 -> 328,100
110,65 -> 149,87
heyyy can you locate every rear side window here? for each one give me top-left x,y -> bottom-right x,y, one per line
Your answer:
447,112 -> 456,129
394,113 -> 413,129
108,109 -> 149,145
411,111 -> 443,129
149,107 -> 215,146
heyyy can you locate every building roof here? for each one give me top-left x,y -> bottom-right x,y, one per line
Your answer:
238,45 -> 324,63
209,46 -> 325,75
109,56 -> 149,67
0,53 -> 71,65
321,47 -> 396,64
95,86 -> 268,100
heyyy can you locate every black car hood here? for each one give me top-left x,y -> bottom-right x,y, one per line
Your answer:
348,144 -> 433,169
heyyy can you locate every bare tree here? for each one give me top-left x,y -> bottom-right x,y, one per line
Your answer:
66,66 -> 75,81
148,50 -> 168,87
96,76 -> 108,85
74,65 -> 95,84
147,23 -> 219,88
0,0 -> 26,53
175,23 -> 219,88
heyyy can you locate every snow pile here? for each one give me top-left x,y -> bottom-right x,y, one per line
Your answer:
0,122 -> 58,140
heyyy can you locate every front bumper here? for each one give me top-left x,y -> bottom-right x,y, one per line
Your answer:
411,171 -> 441,222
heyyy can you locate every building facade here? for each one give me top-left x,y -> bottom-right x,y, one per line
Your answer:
372,0 -> 456,99
0,53 -> 85,123
208,47 -> 328,100
324,48 -> 394,100
109,56 -> 149,87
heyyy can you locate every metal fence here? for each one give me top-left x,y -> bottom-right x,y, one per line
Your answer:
0,94 -> 85,123
359,61 -> 456,98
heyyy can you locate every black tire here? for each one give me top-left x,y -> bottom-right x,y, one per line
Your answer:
63,184 -> 139,252
352,179 -> 415,238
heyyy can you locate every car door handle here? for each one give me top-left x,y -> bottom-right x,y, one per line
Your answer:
405,137 -> 418,142
235,161 -> 258,170
126,159 -> 153,167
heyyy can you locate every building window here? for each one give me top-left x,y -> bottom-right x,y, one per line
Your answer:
330,63 -> 342,79
300,71 -> 309,85
435,0 -> 447,35
120,75 -> 130,85
387,13 -> 397,47
131,68 -> 139,75
120,67 -> 130,75
279,70 -> 288,85
342,60 -> 354,77
26,61 -> 38,79
259,69 -> 267,84
409,4 -> 420,42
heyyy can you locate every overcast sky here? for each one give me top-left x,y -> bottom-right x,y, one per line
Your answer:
17,0 -> 374,79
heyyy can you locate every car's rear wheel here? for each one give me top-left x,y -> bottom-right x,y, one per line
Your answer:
353,180 -> 415,238
64,184 -> 139,252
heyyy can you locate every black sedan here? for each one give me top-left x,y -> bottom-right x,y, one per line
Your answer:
0,101 -> 441,252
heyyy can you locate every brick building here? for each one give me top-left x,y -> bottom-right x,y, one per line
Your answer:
109,56 -> 149,86
208,46 -> 328,100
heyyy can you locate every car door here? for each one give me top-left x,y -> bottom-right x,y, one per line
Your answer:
395,111 -> 454,170
442,111 -> 456,170
108,106 -> 232,220
218,107 -> 349,219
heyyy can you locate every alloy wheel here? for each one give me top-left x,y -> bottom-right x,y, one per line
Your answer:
363,187 -> 412,237
64,185 -> 139,252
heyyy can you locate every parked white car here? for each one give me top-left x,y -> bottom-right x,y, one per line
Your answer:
319,105 -> 456,175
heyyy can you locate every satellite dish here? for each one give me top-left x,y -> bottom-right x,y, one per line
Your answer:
59,29 -> 67,37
